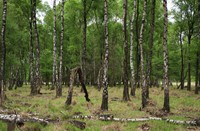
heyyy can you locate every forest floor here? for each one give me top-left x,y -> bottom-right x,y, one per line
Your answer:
0,85 -> 200,131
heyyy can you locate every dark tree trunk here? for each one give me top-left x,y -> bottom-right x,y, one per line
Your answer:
29,0 -> 34,94
7,122 -> 15,131
195,52 -> 199,94
130,0 -> 137,97
187,35 -> 191,91
135,0 -> 140,88
0,0 -> 7,105
58,0 -> 65,97
82,0 -> 87,84
122,0 -> 130,101
186,7 -> 195,91
195,0 -> 200,94
101,0 -> 109,111
162,0 -> 170,112
146,0 -> 156,98
31,0 -> 41,95
140,0 -> 147,109
180,32 -> 184,90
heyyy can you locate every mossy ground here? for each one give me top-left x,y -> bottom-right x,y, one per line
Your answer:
0,85 -> 200,131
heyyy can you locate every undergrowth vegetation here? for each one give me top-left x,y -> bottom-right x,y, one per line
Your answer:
0,85 -> 200,130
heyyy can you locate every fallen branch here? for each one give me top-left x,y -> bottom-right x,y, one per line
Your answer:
0,113 -> 49,125
69,120 -> 86,130
72,115 -> 200,126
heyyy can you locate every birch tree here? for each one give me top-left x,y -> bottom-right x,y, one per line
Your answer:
130,0 -> 137,96
122,0 -> 130,101
52,0 -> 59,92
162,0 -> 170,112
30,0 -> 34,94
146,0 -> 156,98
58,0 -> 65,97
139,0 -> 147,108
31,0 -> 41,95
0,0 -> 7,105
101,0 -> 109,111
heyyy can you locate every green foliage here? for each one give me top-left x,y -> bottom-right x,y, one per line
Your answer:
40,49 -> 53,81
1,0 -> 199,85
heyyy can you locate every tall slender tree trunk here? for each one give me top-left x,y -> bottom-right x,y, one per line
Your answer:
186,12 -> 195,91
0,0 -> 7,106
139,0 -> 147,108
32,0 -> 41,95
195,52 -> 199,94
101,0 -> 109,111
179,32 -> 184,90
52,0 -> 58,91
187,35 -> 191,91
146,0 -> 156,98
130,0 -> 137,96
30,0 -> 35,94
123,0 -> 130,101
52,0 -> 60,97
135,0 -> 140,88
58,0 -> 65,97
195,0 -> 200,94
162,0 -> 170,112
82,0 -> 87,84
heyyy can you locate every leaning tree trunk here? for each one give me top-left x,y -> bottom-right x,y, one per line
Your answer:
101,0 -> 109,111
139,0 -> 147,109
122,0 -> 130,101
58,0 -> 65,97
162,0 -> 170,112
0,0 -> 7,106
146,0 -> 156,98
32,0 -> 41,95
65,67 -> 90,105
130,0 -> 137,96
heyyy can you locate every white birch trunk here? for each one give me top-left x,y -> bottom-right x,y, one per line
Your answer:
101,0 -> 109,111
139,0 -> 147,108
0,0 -> 7,105
162,0 -> 170,112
